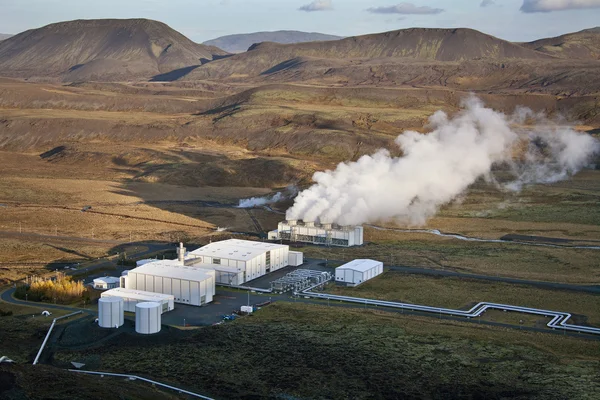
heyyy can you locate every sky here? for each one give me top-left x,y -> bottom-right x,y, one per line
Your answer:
0,0 -> 599,43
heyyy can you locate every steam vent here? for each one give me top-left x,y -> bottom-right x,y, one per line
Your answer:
269,220 -> 364,247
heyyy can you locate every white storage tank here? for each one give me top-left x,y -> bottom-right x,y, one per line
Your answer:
135,302 -> 161,334
98,297 -> 124,328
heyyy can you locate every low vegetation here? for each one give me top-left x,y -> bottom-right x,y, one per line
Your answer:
52,303 -> 600,400
324,272 -> 600,326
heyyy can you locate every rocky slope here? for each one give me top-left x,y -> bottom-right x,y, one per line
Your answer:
0,19 -> 228,81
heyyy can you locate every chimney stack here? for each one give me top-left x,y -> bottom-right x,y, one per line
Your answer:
177,242 -> 186,265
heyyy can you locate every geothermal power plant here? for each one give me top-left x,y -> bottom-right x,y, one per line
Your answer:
269,220 -> 364,247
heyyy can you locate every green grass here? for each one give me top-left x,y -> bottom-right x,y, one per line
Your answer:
52,303 -> 600,400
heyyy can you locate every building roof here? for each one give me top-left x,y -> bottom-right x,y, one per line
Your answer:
102,288 -> 174,302
188,239 -> 288,261
93,277 -> 120,284
129,260 -> 214,282
336,259 -> 382,273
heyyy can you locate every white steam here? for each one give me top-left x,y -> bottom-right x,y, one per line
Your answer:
238,186 -> 298,208
286,97 -> 599,226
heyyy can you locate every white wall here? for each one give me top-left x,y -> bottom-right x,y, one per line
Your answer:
127,271 -> 214,306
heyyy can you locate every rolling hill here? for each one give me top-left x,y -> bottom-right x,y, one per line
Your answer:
522,27 -> 600,60
0,33 -> 12,41
203,30 -> 343,53
182,27 -> 552,81
0,19 -> 228,81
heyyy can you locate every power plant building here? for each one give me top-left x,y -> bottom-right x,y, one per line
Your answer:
271,220 -> 364,247
125,260 -> 215,306
101,288 -> 175,313
185,239 -> 290,285
335,259 -> 383,287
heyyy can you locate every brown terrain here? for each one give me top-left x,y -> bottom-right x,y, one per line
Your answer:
0,18 -> 599,400
0,19 -> 228,82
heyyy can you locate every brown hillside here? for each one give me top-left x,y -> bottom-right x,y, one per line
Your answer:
182,27 -> 551,80
522,27 -> 600,60
0,19 -> 228,81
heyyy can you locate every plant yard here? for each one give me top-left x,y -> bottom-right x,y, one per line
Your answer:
50,303 -> 600,400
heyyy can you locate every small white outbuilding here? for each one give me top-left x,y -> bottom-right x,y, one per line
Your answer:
335,259 -> 383,287
288,251 -> 303,267
93,277 -> 120,290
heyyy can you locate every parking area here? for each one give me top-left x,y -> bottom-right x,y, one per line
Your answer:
160,289 -> 275,327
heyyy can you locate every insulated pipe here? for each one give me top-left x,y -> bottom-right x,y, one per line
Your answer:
300,283 -> 600,336
33,311 -> 83,365
69,370 -> 213,399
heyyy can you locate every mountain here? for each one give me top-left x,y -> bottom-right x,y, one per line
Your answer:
0,34 -> 12,41
0,19 -> 228,81
203,31 -> 343,53
182,27 -> 552,81
522,27 -> 600,60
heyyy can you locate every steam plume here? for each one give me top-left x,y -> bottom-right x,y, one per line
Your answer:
286,97 -> 599,226
238,186 -> 298,208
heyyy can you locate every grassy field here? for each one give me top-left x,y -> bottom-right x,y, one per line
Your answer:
301,231 -> 600,284
51,303 -> 600,400
324,272 -> 600,326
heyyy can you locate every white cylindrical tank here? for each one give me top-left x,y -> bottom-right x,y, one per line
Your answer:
98,297 -> 124,328
135,302 -> 161,334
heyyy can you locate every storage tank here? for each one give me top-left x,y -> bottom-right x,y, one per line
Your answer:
135,302 -> 161,334
98,297 -> 124,328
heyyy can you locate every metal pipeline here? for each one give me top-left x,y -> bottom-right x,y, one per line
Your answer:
69,369 -> 214,399
33,310 -> 83,365
299,283 -> 600,336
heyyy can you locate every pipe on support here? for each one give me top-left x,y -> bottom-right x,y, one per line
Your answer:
33,311 -> 83,365
300,283 -> 600,336
69,369 -> 214,399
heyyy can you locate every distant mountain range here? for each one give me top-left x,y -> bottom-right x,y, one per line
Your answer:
0,19 -> 598,93
203,31 -> 343,53
0,34 -> 12,41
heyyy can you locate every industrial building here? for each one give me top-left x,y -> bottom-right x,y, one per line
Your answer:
125,260 -> 215,306
271,220 -> 363,247
335,259 -> 383,287
93,277 -> 120,290
101,288 -> 175,313
185,239 -> 290,285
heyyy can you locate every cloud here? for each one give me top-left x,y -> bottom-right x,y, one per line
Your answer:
299,0 -> 333,12
480,0 -> 495,7
367,2 -> 444,15
521,0 -> 600,12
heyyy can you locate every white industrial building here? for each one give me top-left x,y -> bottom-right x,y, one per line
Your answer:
101,288 -> 175,313
335,259 -> 383,287
185,239 -> 290,285
93,277 -> 120,290
125,260 -> 215,306
271,220 -> 363,247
